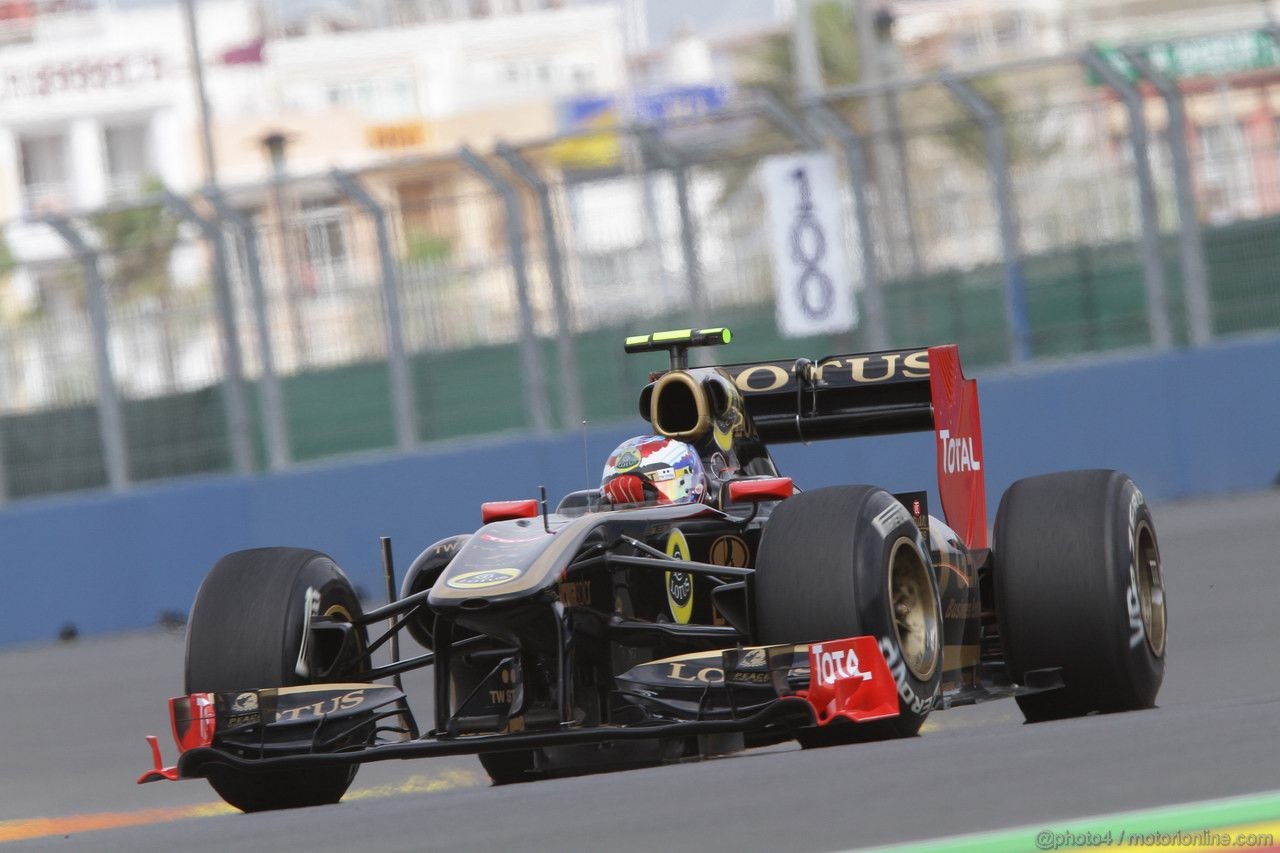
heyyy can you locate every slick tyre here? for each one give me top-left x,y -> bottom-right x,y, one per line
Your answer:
994,470 -> 1167,723
754,486 -> 942,743
185,548 -> 369,812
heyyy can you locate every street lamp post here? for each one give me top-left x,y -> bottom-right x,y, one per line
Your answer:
261,131 -> 309,367
181,0 -> 219,187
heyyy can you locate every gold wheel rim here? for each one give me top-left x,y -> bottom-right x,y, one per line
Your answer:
888,537 -> 941,682
1134,521 -> 1167,657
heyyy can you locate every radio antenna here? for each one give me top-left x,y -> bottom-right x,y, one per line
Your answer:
581,420 -> 590,491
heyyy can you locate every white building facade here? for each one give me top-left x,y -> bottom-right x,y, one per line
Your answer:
0,0 -> 263,225
0,1 -> 625,228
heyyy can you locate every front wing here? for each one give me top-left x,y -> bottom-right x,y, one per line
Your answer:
139,636 -> 896,782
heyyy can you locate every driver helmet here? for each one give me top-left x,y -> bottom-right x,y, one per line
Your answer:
601,436 -> 706,506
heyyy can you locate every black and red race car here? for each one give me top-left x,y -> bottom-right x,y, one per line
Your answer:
139,328 -> 1167,812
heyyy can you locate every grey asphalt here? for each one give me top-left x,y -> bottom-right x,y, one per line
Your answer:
4,490 -> 1279,851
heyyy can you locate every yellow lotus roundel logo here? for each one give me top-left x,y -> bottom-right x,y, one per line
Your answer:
445,568 -> 522,590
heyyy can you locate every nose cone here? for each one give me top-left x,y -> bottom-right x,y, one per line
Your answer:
428,519 -> 554,610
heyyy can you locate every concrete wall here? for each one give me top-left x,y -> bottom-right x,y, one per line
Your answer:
4,334 -> 1277,647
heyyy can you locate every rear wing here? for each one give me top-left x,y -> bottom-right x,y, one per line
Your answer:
722,345 -> 988,549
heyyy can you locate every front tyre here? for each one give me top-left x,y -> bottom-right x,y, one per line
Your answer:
994,470 -> 1167,723
754,486 -> 942,743
185,548 -> 369,812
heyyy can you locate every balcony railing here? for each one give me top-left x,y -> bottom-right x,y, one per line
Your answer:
21,182 -> 72,217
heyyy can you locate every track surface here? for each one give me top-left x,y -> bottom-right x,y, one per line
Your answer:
4,490 -> 1279,851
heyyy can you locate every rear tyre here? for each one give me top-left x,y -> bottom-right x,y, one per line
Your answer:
185,548 -> 369,812
754,486 -> 942,744
994,470 -> 1167,723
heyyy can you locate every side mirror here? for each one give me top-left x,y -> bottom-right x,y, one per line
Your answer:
727,477 -> 794,504
481,499 -> 539,524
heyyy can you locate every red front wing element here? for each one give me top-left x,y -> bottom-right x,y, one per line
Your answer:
928,344 -> 988,550
797,636 -> 899,725
137,693 -> 216,784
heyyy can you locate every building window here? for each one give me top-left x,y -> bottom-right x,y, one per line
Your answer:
1197,120 -> 1256,224
322,76 -> 416,120
1274,116 -> 1280,180
19,132 -> 71,215
421,0 -> 455,22
993,11 -> 1028,51
103,122 -> 151,199
954,27 -> 985,61
299,200 -> 350,294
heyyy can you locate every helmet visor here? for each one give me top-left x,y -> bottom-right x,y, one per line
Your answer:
643,462 -> 698,505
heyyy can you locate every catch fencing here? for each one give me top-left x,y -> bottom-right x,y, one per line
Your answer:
1,28 -> 1279,500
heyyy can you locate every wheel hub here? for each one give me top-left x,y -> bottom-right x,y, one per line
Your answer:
888,538 -> 941,682
1134,521 -> 1167,657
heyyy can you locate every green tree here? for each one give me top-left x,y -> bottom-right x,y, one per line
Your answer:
738,0 -> 1033,170
741,1 -> 864,99
91,178 -> 185,387
734,1 -> 1061,278
91,177 -> 180,301
402,233 -> 452,267
0,232 -> 15,278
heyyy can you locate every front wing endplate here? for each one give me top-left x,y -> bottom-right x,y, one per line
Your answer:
797,636 -> 900,725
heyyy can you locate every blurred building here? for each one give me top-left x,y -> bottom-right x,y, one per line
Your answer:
212,2 -> 625,324
0,0 -> 267,324
884,0 -> 1280,70
0,0 -> 625,323
217,2 -> 624,181
1062,0 -> 1280,46
889,0 -> 1066,69
882,0 -> 1280,227
0,0 -> 262,222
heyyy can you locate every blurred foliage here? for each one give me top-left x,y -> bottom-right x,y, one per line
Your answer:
0,231 -> 15,278
91,176 -> 180,301
735,1 -> 1051,175
0,231 -> 27,325
403,233 -> 452,266
741,0 -> 862,96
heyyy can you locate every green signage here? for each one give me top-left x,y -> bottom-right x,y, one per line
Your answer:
1088,30 -> 1280,85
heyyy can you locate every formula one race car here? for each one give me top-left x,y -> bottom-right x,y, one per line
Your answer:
139,328 -> 1168,812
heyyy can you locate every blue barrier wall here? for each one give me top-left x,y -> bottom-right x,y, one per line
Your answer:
3,334 -> 1277,646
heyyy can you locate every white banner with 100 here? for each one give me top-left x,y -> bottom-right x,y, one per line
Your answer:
760,151 -> 858,338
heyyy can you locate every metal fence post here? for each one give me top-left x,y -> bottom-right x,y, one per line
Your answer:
1081,48 -> 1173,351
757,88 -> 823,149
941,75 -> 1032,364
161,189 -> 254,474
885,88 -> 924,277
636,128 -> 707,349
1121,47 -> 1213,347
331,169 -> 418,451
203,190 -> 291,470
45,216 -> 129,491
808,102 -> 888,352
494,143 -> 584,429
458,147 -> 552,436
